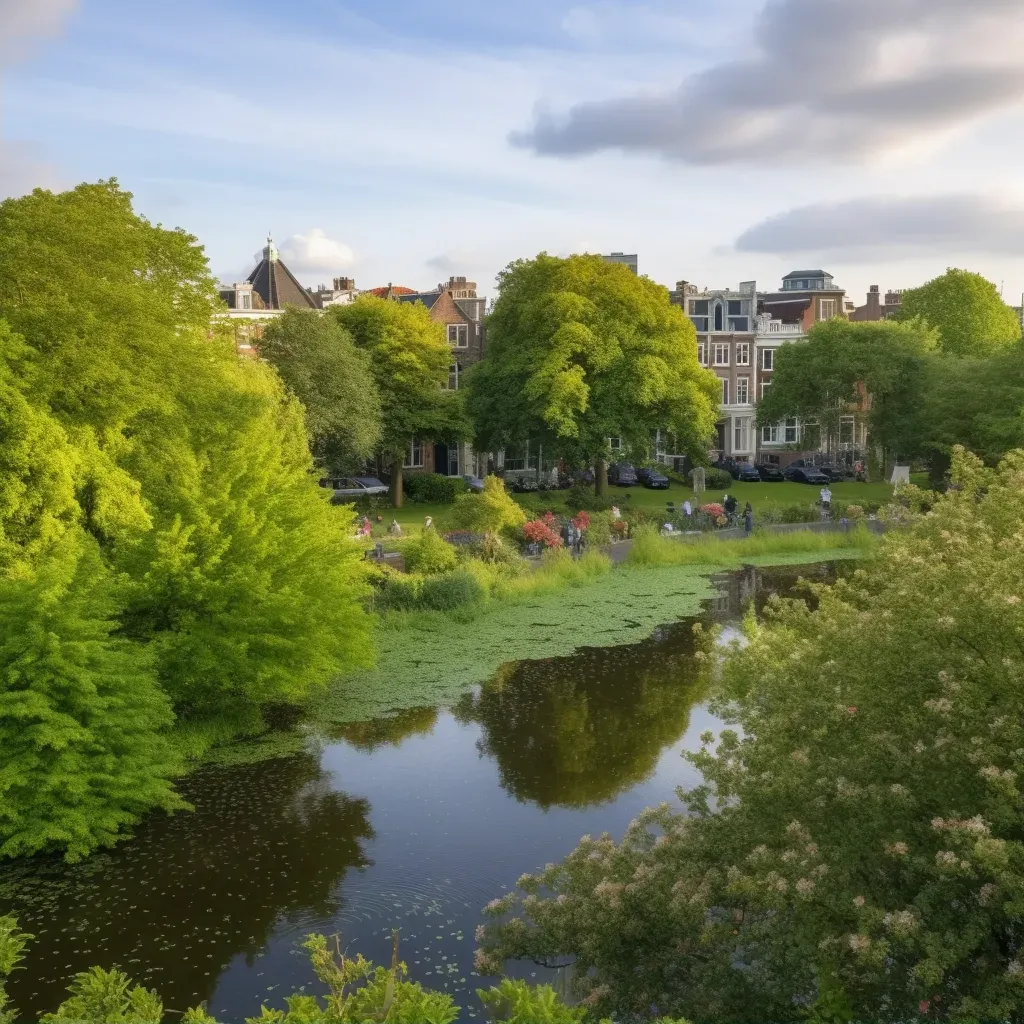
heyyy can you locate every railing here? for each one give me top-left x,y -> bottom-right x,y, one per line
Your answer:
756,320 -> 804,336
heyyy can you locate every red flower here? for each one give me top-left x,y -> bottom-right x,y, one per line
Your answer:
572,510 -> 591,531
523,519 -> 563,549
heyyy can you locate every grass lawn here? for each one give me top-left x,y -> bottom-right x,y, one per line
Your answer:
346,477 -> 913,537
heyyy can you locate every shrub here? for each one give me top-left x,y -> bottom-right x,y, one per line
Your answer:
371,569 -> 422,612
585,511 -> 614,549
689,466 -> 732,489
565,485 -> 615,513
402,529 -> 458,575
403,473 -> 468,504
757,502 -> 819,525
446,476 -> 527,535
522,514 -> 563,550
419,569 -> 486,611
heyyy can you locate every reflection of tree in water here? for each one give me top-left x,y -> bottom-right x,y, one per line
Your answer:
705,562 -> 851,622
455,626 -> 708,810
0,754 -> 373,1017
330,706 -> 439,752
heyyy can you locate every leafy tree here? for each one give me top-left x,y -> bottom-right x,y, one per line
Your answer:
330,297 -> 465,507
465,254 -> 720,494
445,475 -> 527,537
258,308 -> 381,473
895,268 -> 1022,357
757,318 -> 936,471
477,448 -> 1024,1022
401,528 -> 458,576
0,531 -> 185,861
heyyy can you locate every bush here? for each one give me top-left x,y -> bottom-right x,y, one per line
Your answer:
446,476 -> 527,535
689,466 -> 733,489
371,568 -> 422,612
402,529 -> 458,575
565,485 -> 615,513
403,473 -> 468,504
419,569 -> 486,611
756,502 -> 819,525
585,511 -> 614,549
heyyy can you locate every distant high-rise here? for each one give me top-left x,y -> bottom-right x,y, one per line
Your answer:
602,252 -> 638,275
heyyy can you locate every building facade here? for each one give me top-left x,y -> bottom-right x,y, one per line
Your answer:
602,252 -> 638,275
850,285 -> 903,321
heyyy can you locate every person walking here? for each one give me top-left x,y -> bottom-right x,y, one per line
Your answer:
819,485 -> 832,520
744,502 -> 753,535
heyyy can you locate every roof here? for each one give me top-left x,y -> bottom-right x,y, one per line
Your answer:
246,251 -> 316,310
397,292 -> 441,310
367,285 -> 417,298
782,270 -> 830,280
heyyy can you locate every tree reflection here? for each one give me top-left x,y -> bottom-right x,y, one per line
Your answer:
0,754 -> 373,1016
330,706 -> 439,752
455,623 -> 708,810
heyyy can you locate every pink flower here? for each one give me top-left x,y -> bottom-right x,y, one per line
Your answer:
847,706 -> 857,715
919,1000 -> 930,1013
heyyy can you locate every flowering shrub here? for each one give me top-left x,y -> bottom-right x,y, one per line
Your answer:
611,518 -> 628,537
522,518 -> 563,549
571,510 -> 591,532
478,447 -> 1024,1023
699,502 -> 724,518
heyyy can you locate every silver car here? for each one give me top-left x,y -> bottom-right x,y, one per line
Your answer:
320,476 -> 389,499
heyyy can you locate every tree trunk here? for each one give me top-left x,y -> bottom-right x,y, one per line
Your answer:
390,455 -> 404,508
595,458 -> 608,497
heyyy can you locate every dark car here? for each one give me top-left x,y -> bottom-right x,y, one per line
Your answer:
714,457 -> 742,479
736,463 -> 761,483
636,466 -> 670,489
784,465 -> 831,485
820,465 -> 848,483
756,463 -> 785,482
609,463 -> 639,486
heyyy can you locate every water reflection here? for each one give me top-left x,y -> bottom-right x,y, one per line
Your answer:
0,754 -> 373,1016
330,706 -> 439,752
454,629 -> 707,810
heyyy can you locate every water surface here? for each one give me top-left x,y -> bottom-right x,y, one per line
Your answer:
0,561 -> 846,1020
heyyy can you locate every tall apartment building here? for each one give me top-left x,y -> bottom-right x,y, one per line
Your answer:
602,252 -> 638,275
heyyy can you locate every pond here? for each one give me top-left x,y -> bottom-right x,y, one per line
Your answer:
0,561 -> 849,1021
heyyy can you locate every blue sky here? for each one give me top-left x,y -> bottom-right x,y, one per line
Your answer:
3,0 -> 1024,305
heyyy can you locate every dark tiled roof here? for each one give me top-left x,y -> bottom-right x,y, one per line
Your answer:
247,258 -> 316,310
782,270 -> 830,280
397,292 -> 441,310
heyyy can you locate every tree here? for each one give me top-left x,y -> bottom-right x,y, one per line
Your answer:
477,448 -> 1024,1021
757,318 -> 937,472
895,268 -> 1022,357
329,297 -> 465,507
258,308 -> 381,474
445,475 -> 526,537
466,254 -> 720,495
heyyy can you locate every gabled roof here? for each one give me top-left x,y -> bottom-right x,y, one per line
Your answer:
246,238 -> 316,310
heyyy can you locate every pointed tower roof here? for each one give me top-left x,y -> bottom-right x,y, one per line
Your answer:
246,236 -> 316,310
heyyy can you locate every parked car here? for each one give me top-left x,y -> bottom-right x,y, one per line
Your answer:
713,457 -> 742,479
820,465 -> 848,483
320,476 -> 389,499
784,465 -> 831,485
636,466 -> 670,489
609,463 -> 639,486
463,474 -> 485,493
756,463 -> 785,482
736,463 -> 761,482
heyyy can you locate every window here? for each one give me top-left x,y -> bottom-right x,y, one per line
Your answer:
784,418 -> 800,443
840,415 -> 855,445
448,362 -> 461,391
728,317 -> 749,332
762,424 -> 779,443
697,342 -> 708,365
728,300 -> 742,316
760,380 -> 772,400
608,436 -> 622,453
690,316 -> 709,331
404,440 -> 424,469
819,299 -> 836,321
762,348 -> 774,370
713,343 -> 730,366
735,343 -> 750,365
714,303 -> 724,331
734,418 -> 749,452
241,292 -> 251,310
721,378 -> 729,404
690,299 -> 709,315
736,376 -> 749,404
448,323 -> 469,347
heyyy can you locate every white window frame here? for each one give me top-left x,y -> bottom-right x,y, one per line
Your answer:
784,418 -> 800,444
734,418 -> 750,452
762,348 -> 774,370
721,378 -> 729,405
608,436 -> 622,454
735,342 -> 750,366
448,323 -> 469,348
760,380 -> 772,400
713,343 -> 730,366
448,362 -> 460,391
840,415 -> 855,445
697,342 -> 708,366
736,376 -> 749,405
819,299 -> 836,321
404,440 -> 424,469
762,424 -> 779,444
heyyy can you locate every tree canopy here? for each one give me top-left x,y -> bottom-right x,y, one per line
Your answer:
465,254 -> 720,493
895,268 -> 1022,357
258,308 -> 381,474
478,448 -> 1024,1022
329,297 -> 465,506
0,181 -> 373,860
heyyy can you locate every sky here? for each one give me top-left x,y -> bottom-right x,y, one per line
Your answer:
2,0 -> 1024,304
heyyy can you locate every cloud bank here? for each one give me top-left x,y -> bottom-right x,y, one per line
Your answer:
277,229 -> 355,275
734,194 -> 1024,259
512,0 -> 1024,164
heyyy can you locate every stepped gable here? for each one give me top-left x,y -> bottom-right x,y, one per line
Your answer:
247,237 -> 316,310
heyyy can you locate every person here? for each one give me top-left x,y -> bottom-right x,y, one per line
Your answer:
820,485 -> 832,517
744,502 -> 753,535
562,519 -> 574,549
682,499 -> 693,518
723,493 -> 738,523
573,523 -> 584,558
424,515 -> 434,530
387,519 -> 402,537
361,517 -> 373,537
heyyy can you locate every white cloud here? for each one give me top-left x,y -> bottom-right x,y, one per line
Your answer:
735,194 -> 1024,260
277,229 -> 355,274
514,0 -> 1024,164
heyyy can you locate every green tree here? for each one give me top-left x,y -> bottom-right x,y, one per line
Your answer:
0,531 -> 185,862
444,475 -> 527,537
478,448 -> 1024,1021
0,916 -> 31,1024
330,297 -> 465,507
465,255 -> 720,495
258,308 -> 381,474
895,268 -> 1022,357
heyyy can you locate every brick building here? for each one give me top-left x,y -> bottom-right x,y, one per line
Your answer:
850,285 -> 903,321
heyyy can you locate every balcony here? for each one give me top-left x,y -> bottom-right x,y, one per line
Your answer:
756,318 -> 804,338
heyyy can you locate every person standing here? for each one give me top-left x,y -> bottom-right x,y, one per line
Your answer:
819,485 -> 832,518
744,502 -> 753,535
724,493 -> 737,524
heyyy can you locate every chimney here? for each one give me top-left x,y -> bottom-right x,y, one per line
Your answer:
866,285 -> 881,318
333,276 -> 354,291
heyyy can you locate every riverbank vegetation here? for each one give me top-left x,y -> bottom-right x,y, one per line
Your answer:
477,447 -> 1024,1022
